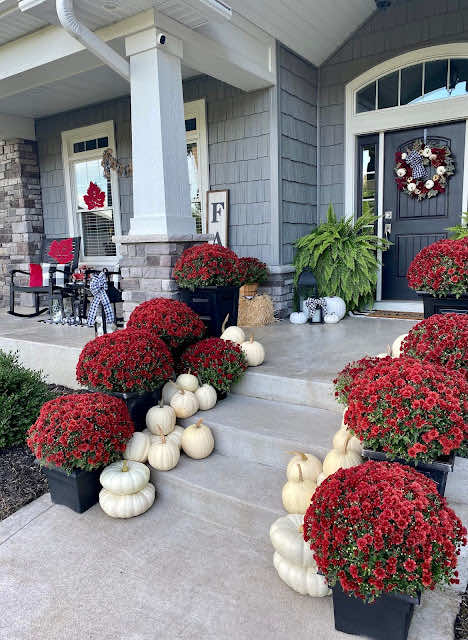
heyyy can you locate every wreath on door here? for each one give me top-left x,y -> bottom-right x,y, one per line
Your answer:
394,139 -> 455,200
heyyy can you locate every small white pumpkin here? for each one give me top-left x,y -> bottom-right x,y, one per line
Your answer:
143,426 -> 184,449
147,430 -> 180,471
175,371 -> 199,393
220,314 -> 246,344
123,431 -> 151,463
348,435 -> 363,455
100,460 -> 149,495
195,383 -> 217,411
241,334 -> 265,366
99,483 -> 155,518
273,552 -> 331,597
146,400 -> 176,435
181,418 -> 214,459
376,345 -> 392,358
286,452 -> 322,483
332,428 -> 352,454
170,389 -> 199,419
324,296 -> 346,319
289,311 -> 308,325
316,472 -> 326,486
270,514 -> 317,569
392,333 -> 408,358
282,464 -> 316,514
322,448 -> 362,478
161,380 -> 179,405
324,313 -> 339,324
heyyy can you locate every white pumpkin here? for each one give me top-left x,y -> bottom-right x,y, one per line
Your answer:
324,296 -> 346,319
241,335 -> 265,366
161,380 -> 179,405
273,552 -> 331,597
195,383 -> 217,411
286,452 -> 322,483
282,464 -> 316,514
316,472 -> 326,486
270,514 -> 317,569
348,435 -> 363,455
146,400 -> 176,435
100,460 -> 150,495
99,483 -> 155,518
181,418 -> 214,459
123,431 -> 151,463
392,333 -> 408,357
376,345 -> 392,358
220,314 -> 246,344
322,448 -> 362,478
332,428 -> 352,454
170,389 -> 199,419
175,371 -> 199,393
143,426 -> 184,449
324,313 -> 339,324
289,311 -> 308,325
147,431 -> 180,471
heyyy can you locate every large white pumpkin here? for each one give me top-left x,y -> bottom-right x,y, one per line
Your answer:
282,464 -> 316,514
195,383 -> 217,411
221,325 -> 246,344
270,514 -> 317,569
286,452 -> 322,483
241,335 -> 265,366
289,311 -> 308,325
322,448 -> 362,478
145,401 -> 176,435
273,552 -> 331,597
161,380 -> 179,405
324,296 -> 346,319
123,431 -> 151,463
175,372 -> 199,393
170,389 -> 199,419
147,433 -> 180,471
99,483 -> 155,518
181,418 -> 214,459
392,333 -> 408,357
100,460 -> 150,495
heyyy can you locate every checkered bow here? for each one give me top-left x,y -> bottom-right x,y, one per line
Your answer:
406,150 -> 426,180
87,271 -> 115,327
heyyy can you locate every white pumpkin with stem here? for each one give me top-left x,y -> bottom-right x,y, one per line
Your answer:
270,514 -> 317,569
322,439 -> 362,478
241,334 -> 265,367
286,452 -> 322,483
392,333 -> 408,358
100,483 -> 155,519
123,431 -> 151,463
170,388 -> 199,419
282,464 -> 316,514
100,460 -> 150,495
273,552 -> 331,596
143,426 -> 184,449
175,370 -> 199,393
376,345 -> 392,358
195,383 -> 217,411
146,400 -> 176,435
220,314 -> 245,344
332,426 -> 362,456
162,380 -> 179,405
148,428 -> 180,471
181,418 -> 214,459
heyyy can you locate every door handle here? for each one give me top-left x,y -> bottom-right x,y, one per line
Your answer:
384,223 -> 392,238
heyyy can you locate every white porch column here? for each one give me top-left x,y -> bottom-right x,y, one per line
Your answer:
125,28 -> 195,236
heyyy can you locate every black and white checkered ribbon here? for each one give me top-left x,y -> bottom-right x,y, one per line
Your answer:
87,271 -> 115,327
406,150 -> 426,179
305,297 -> 328,318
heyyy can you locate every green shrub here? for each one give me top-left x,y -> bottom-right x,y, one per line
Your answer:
446,212 -> 468,240
0,351 -> 52,448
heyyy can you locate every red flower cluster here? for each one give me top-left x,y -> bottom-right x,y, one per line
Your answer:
402,313 -> 468,376
27,393 -> 134,473
76,328 -> 174,393
304,461 -> 466,601
407,237 -> 468,298
173,244 -> 240,290
238,257 -> 268,286
345,357 -> 468,462
179,337 -> 248,393
333,355 -> 392,406
127,298 -> 205,350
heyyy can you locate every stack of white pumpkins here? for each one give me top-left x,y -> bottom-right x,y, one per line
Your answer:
99,459 -> 155,518
161,371 -> 218,420
221,322 -> 265,367
290,295 -> 346,325
281,452 -> 322,514
317,409 -> 363,484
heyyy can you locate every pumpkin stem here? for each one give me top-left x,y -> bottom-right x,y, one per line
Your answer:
159,399 -> 164,408
122,460 -> 129,473
287,451 -> 307,460
250,334 -> 254,343
156,425 -> 166,443
297,463 -> 303,483
299,524 -> 304,534
221,313 -> 229,334
386,344 -> 392,355
196,418 -> 203,428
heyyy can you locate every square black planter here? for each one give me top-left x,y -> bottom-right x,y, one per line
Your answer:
178,286 -> 240,337
44,465 -> 101,513
363,448 -> 454,496
419,293 -> 468,318
105,388 -> 162,431
333,581 -> 419,640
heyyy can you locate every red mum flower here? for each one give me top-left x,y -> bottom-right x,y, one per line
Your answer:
173,243 -> 241,290
407,238 -> 468,298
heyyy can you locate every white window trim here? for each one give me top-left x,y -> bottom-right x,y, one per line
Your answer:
61,120 -> 122,265
184,99 -> 209,233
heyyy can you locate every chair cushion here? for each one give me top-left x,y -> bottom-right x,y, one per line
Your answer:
29,263 -> 68,287
29,264 -> 43,287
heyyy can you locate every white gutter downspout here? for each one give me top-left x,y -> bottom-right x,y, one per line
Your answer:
56,0 -> 130,81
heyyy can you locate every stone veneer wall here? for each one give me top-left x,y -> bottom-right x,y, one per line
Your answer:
0,139 -> 43,307
259,266 -> 295,319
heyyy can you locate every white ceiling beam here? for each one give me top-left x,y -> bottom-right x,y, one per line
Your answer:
0,113 -> 36,140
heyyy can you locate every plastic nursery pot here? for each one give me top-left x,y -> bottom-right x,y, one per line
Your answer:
178,286 -> 240,337
418,292 -> 468,318
103,388 -> 162,431
43,465 -> 101,513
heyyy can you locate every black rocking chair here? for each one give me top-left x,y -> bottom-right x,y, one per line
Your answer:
9,236 -> 81,318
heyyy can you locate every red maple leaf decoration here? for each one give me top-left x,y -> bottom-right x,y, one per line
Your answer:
48,238 -> 74,264
83,181 -> 106,210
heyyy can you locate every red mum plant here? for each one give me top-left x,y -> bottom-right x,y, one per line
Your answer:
27,393 -> 134,473
333,355 -> 392,406
179,337 -> 248,393
407,237 -> 468,298
345,356 -> 468,463
173,244 -> 240,290
238,257 -> 269,285
401,313 -> 468,375
304,461 -> 466,601
127,298 -> 205,351
76,328 -> 174,393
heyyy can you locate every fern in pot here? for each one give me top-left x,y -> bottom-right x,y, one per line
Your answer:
294,205 -> 390,311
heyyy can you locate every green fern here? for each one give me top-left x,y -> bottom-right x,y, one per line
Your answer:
293,204 -> 391,311
446,212 -> 468,239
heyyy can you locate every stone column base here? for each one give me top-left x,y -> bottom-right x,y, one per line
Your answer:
258,265 -> 295,318
114,234 -> 212,322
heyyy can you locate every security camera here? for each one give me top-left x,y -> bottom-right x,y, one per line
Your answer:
375,0 -> 391,8
157,33 -> 167,45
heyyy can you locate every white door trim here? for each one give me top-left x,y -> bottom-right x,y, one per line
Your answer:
184,98 -> 209,233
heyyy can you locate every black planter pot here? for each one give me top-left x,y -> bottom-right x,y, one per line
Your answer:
419,292 -> 468,318
44,465 -> 101,513
333,581 -> 419,640
104,388 -> 162,431
363,448 -> 455,496
178,286 -> 240,337
216,390 -> 228,401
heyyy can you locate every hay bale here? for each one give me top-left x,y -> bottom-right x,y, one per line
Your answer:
238,294 -> 277,327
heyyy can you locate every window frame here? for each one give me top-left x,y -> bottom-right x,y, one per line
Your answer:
184,99 -> 209,233
61,120 -> 122,265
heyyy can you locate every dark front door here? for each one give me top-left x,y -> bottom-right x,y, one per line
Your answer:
382,121 -> 465,300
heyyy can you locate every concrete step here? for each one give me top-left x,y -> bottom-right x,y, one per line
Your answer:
179,394 -> 341,469
150,452 -> 284,541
